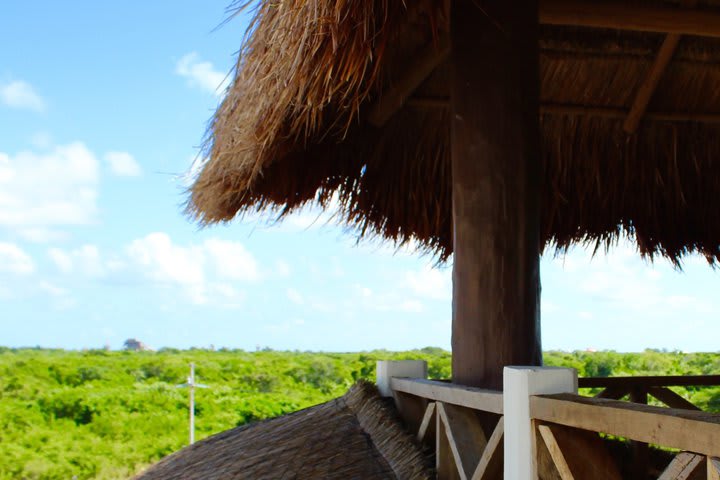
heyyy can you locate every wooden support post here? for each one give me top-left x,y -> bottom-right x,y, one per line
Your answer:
503,367 -> 578,480
450,0 -> 542,389
630,389 -> 650,480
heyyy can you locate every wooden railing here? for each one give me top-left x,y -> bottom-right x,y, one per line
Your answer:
578,375 -> 720,479
383,364 -> 720,480
531,393 -> 720,479
390,377 -> 504,479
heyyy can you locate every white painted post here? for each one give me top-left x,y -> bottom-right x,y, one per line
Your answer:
376,360 -> 428,397
503,366 -> 577,480
177,363 -> 208,445
189,362 -> 195,445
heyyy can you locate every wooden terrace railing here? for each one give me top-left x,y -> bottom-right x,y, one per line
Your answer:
577,375 -> 720,479
379,362 -> 720,480
391,377 -> 504,479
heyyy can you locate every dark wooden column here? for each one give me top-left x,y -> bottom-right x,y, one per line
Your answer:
450,0 -> 542,389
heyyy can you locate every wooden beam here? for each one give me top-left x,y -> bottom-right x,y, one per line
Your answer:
437,404 -> 461,480
390,378 -> 503,414
579,375 -> 720,389
530,393 -> 720,457
657,452 -> 704,480
540,0 -> 720,38
450,0 -> 541,390
538,425 -> 575,480
594,386 -> 628,400
471,417 -> 504,480
409,99 -> 720,124
438,403 -> 488,480
623,34 -> 682,133
629,389 -> 650,480
648,387 -> 701,411
417,402 -> 437,443
623,0 -> 696,134
538,423 -> 622,480
709,457 -> 720,480
393,390 -> 427,435
367,37 -> 449,127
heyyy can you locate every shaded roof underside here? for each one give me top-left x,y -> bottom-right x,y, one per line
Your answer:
133,382 -> 433,480
190,0 -> 720,264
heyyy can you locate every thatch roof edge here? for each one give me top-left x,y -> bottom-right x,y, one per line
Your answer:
345,381 -> 434,479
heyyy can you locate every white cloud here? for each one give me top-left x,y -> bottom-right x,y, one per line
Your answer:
406,265 -> 451,301
0,143 -> 99,229
570,244 -> 684,314
127,233 -> 205,286
16,227 -> 68,243
126,233 -> 259,305
48,245 -> 108,277
104,151 -> 142,177
287,288 -> 303,305
275,259 -> 291,278
0,243 -> 35,274
204,238 -> 259,281
175,52 -> 229,96
0,80 -> 45,111
38,281 -> 76,310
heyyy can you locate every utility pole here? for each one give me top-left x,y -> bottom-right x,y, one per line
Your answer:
177,363 -> 208,445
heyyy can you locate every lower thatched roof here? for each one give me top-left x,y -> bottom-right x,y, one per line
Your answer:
133,381 -> 433,480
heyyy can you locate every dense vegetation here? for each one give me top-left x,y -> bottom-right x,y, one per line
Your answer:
1,347 -> 719,479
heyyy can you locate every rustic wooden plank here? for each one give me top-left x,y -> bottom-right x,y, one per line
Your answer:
417,402 -> 436,443
367,37 -> 449,127
709,457 -> 720,480
538,425 -> 575,480
540,0 -> 720,37
578,375 -> 720,389
437,403 -> 461,480
623,36 -> 681,133
538,423 -> 622,480
530,394 -> 720,456
623,0 -> 696,133
393,390 -> 428,435
438,403 -> 487,480
450,0 -> 541,390
658,452 -> 704,480
410,99 -> 720,124
649,387 -> 701,411
595,386 -> 628,400
471,417 -> 504,480
390,378 -> 503,414
629,389 -> 650,480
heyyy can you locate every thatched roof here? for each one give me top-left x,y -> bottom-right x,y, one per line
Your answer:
133,382 -> 433,479
189,0 -> 720,263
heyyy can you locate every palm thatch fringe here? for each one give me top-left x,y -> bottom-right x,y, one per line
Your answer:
346,381 -> 434,480
133,381 -> 433,479
190,0 -> 720,265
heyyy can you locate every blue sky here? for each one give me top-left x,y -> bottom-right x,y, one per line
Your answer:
1,2 -> 718,353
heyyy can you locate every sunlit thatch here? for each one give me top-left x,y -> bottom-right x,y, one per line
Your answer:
133,381 -> 432,479
190,0 -> 720,264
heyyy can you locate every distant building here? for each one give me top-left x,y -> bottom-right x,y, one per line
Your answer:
123,338 -> 151,351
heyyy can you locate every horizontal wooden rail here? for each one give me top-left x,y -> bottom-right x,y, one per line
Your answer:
579,375 -> 720,389
390,377 -> 503,414
530,393 -> 720,457
407,99 -> 720,124
541,0 -> 720,37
